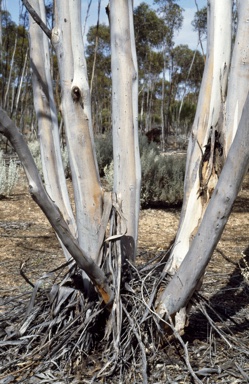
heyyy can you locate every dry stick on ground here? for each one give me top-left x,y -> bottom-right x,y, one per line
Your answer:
198,302 -> 233,348
123,306 -> 148,384
138,281 -> 202,383
216,247 -> 238,266
0,107 -> 113,305
166,314 -> 203,384
20,261 -> 35,288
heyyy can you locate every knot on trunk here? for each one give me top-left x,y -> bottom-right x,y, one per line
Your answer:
71,86 -> 84,109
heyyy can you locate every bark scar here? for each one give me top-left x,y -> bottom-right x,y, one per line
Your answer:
71,86 -> 84,109
198,127 -> 223,201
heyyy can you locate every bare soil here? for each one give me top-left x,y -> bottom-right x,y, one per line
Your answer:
0,171 -> 249,382
0,172 -> 182,293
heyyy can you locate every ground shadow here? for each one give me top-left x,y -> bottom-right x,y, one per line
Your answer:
232,196 -> 249,213
184,248 -> 249,343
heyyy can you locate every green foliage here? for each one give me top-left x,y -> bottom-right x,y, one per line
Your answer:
140,145 -> 186,207
86,24 -> 110,58
28,140 -> 69,178
171,45 -> 204,94
61,146 -> 70,178
191,6 -> 207,41
134,2 -> 166,71
95,132 -> 113,176
169,99 -> 197,135
28,140 -> 43,176
86,24 -> 112,133
154,0 -> 184,41
104,160 -> 114,189
101,134 -> 186,206
0,151 -> 20,197
139,133 -> 160,156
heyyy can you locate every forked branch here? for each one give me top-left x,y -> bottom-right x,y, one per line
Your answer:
0,108 -> 113,305
21,0 -> 52,39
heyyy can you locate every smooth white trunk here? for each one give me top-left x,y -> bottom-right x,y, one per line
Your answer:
110,0 -> 141,261
0,107 -> 113,305
52,0 -> 103,264
224,0 -> 249,154
15,49 -> 28,114
157,87 -> 249,317
166,0 -> 232,272
4,35 -> 17,110
29,0 -> 77,261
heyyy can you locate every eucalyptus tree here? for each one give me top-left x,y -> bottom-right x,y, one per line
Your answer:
169,44 -> 204,136
86,24 -> 111,133
0,0 -> 140,305
0,0 -> 249,353
156,0 -> 249,331
191,5 -> 207,58
171,45 -> 204,97
154,0 -> 184,149
134,3 -> 165,132
0,10 -> 33,146
54,0 -> 137,280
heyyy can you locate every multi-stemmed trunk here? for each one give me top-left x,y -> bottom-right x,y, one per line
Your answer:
1,0 -> 249,339
9,0 -> 140,300
157,0 -> 249,327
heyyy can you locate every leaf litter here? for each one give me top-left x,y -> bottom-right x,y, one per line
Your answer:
0,173 -> 249,383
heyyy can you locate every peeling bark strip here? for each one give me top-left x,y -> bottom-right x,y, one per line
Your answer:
156,0 -> 249,324
0,108 -> 113,305
157,89 -> 249,316
164,0 -> 232,273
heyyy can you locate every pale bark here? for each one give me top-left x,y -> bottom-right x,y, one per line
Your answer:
29,0 -> 77,261
157,88 -> 249,317
165,0 -> 232,273
90,0 -> 101,95
22,0 -> 51,39
4,35 -> 17,110
0,108 -> 113,304
0,0 -> 2,47
52,0 -> 103,264
224,0 -> 249,155
161,57 -> 166,151
110,0 -> 141,261
15,49 -> 28,115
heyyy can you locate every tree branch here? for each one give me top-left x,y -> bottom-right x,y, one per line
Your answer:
22,0 -> 52,39
0,108 -> 113,305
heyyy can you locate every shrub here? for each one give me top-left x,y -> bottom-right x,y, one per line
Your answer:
95,132 -> 113,176
61,146 -> 70,178
139,133 -> 159,157
28,140 -> 43,176
0,151 -> 20,197
140,151 -> 186,207
103,134 -> 186,207
28,140 -> 70,178
104,160 -> 114,189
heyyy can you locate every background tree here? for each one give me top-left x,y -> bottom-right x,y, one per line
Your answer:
169,44 -> 204,138
2,1 -> 249,381
0,9 -> 34,147
156,0 -> 249,332
191,5 -> 207,59
154,0 -> 183,150
86,24 -> 111,134
134,3 -> 165,132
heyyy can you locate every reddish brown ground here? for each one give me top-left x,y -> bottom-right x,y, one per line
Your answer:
1,171 -> 249,303
0,171 -> 249,382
